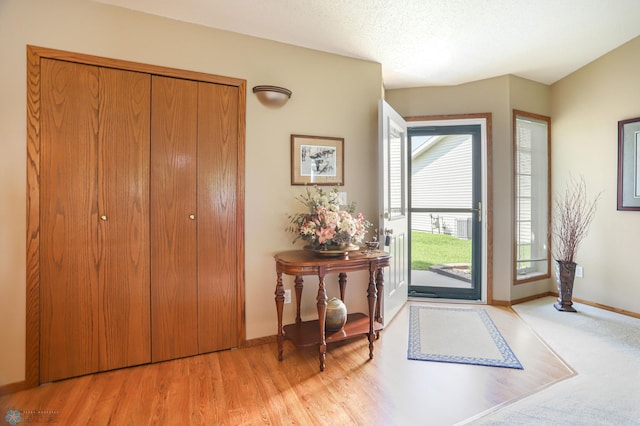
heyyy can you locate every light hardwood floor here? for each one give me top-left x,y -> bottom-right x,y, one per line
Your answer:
0,301 -> 574,425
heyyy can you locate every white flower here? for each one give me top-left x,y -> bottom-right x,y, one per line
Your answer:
287,185 -> 371,248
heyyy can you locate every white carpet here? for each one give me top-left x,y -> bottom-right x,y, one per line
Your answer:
468,297 -> 640,425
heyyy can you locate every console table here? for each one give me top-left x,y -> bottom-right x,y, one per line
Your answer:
274,249 -> 391,371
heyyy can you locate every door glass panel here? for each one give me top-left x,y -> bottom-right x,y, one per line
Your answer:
389,123 -> 405,218
408,125 -> 481,300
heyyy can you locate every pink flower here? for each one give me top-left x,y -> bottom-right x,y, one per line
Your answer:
316,226 -> 336,243
287,185 -> 371,248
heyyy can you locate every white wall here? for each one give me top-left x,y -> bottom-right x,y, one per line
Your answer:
0,0 -> 382,386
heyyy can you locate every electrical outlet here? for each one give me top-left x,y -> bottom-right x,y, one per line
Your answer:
337,192 -> 348,205
284,289 -> 292,304
575,265 -> 584,278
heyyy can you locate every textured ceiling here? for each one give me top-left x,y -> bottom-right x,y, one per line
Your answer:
95,0 -> 640,89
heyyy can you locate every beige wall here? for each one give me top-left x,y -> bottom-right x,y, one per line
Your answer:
551,36 -> 640,313
386,77 -> 553,302
387,37 -> 640,312
0,0 -> 382,386
508,76 -> 554,300
2,0 -> 639,389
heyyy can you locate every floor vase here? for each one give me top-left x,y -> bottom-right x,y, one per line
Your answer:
554,261 -> 577,312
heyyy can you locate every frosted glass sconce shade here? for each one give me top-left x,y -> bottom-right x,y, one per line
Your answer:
252,85 -> 292,108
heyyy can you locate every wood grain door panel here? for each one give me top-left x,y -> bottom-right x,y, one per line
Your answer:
40,59 -> 100,382
30,46 -> 245,387
197,82 -> 239,353
98,67 -> 151,371
150,75 -> 199,362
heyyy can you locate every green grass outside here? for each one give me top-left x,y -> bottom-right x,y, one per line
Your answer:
411,231 -> 472,270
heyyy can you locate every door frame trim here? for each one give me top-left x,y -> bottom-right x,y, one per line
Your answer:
25,45 -> 247,388
405,114 -> 493,303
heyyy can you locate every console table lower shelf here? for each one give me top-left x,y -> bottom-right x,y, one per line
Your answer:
274,249 -> 391,371
283,313 -> 383,347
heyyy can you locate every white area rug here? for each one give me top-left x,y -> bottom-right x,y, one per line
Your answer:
469,297 -> 640,425
408,305 -> 523,369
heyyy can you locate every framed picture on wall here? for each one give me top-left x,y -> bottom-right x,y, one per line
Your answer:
617,116 -> 640,210
291,134 -> 344,185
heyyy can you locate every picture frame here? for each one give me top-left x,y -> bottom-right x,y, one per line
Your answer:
291,134 -> 344,186
617,117 -> 640,211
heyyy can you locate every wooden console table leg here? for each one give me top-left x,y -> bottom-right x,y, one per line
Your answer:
275,271 -> 285,361
367,263 -> 378,360
338,272 -> 347,301
294,276 -> 303,325
317,267 -> 328,371
375,267 -> 385,326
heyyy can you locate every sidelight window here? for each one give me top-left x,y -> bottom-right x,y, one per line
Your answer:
513,110 -> 550,283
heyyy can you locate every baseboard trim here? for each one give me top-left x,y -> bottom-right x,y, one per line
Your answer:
239,335 -> 277,348
492,292 -> 554,307
0,380 -> 28,397
571,296 -> 640,320
503,292 -> 640,320
510,292 -> 556,306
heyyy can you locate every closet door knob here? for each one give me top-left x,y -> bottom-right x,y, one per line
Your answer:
100,215 -> 108,221
189,214 -> 196,220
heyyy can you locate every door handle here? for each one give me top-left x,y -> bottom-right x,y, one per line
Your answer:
473,201 -> 482,222
384,228 -> 394,246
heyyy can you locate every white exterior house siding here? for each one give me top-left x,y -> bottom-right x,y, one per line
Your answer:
411,135 -> 473,237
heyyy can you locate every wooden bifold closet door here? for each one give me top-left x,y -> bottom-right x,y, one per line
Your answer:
38,55 -> 241,383
40,59 -> 151,382
150,76 -> 239,362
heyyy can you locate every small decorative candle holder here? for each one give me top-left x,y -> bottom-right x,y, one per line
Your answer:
363,240 -> 380,254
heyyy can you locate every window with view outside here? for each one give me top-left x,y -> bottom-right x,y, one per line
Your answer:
514,111 -> 550,283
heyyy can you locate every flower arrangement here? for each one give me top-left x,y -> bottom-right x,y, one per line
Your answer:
287,186 -> 371,250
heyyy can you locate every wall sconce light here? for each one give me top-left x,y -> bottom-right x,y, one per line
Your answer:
252,85 -> 292,108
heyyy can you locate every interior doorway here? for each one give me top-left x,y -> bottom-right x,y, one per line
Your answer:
406,118 -> 489,301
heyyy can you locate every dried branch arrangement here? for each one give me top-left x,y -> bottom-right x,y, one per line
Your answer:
552,176 -> 602,263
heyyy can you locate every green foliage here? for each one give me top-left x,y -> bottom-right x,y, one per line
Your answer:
411,231 -> 472,270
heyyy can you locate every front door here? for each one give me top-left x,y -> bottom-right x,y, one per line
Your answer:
408,124 -> 483,300
378,100 -> 409,323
